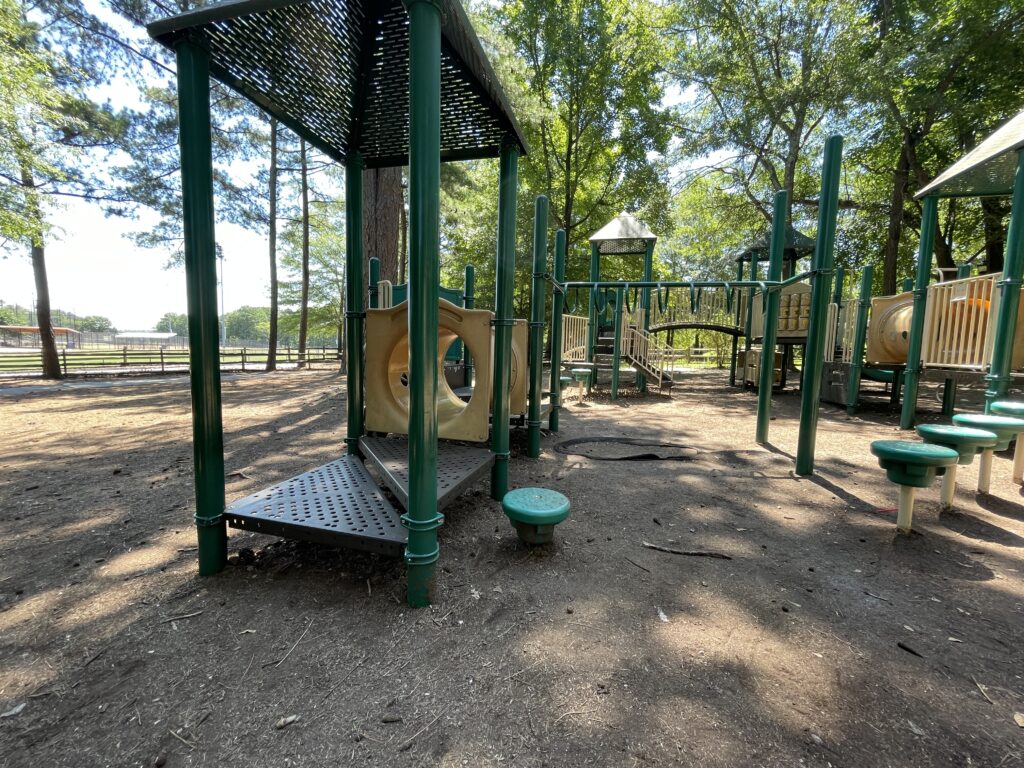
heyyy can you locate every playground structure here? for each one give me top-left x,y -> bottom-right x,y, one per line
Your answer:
555,137 -> 846,476
148,0 -> 571,607
819,110 -> 1024,419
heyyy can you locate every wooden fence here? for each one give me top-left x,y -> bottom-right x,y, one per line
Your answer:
0,346 -> 340,376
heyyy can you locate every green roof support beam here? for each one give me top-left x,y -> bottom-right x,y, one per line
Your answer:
587,242 -> 600,388
611,288 -> 623,400
402,0 -> 443,608
756,189 -> 787,444
176,41 -> 227,577
345,152 -> 365,455
490,142 -> 519,500
730,259 -> 743,386
985,150 -> 1024,412
463,264 -> 475,387
637,239 -> 654,392
527,195 -> 548,458
548,229 -> 566,432
847,265 -> 873,415
899,195 -> 938,429
796,135 -> 843,476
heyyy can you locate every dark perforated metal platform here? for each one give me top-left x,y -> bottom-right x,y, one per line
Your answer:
359,436 -> 494,511
224,455 -> 406,556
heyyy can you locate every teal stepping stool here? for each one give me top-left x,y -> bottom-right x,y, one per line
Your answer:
915,424 -> 998,509
870,440 -> 959,533
952,413 -> 1024,492
570,368 -> 592,403
501,487 -> 570,545
991,401 -> 1024,483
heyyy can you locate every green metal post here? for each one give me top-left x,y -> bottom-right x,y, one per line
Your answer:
463,264 -> 475,387
345,153 -> 365,456
730,259 -> 743,386
985,151 -> 1024,412
611,288 -> 623,400
638,239 -> 654,392
902,277 -> 914,293
403,0 -> 443,607
527,195 -> 548,458
587,242 -> 600,393
490,143 -> 519,500
899,195 -> 938,429
941,379 -> 957,415
795,135 -> 843,476
831,268 -> 845,305
743,253 -> 759,385
756,190 -> 787,444
176,42 -> 226,576
957,264 -> 971,280
548,229 -> 566,431
847,265 -> 873,415
368,257 -> 380,309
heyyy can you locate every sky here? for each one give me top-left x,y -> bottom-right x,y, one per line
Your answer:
0,198 -> 271,331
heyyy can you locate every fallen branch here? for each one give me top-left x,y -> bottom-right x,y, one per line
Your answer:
158,611 -> 203,625
624,556 -> 651,573
398,708 -> 448,752
641,541 -> 731,560
973,675 -> 995,705
168,729 -> 196,750
267,618 -> 313,668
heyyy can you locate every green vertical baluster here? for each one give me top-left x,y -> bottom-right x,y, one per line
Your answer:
548,229 -> 566,431
985,151 -> 1024,412
899,195 -> 938,429
795,135 -> 843,476
902,277 -> 914,293
368,256 -> 380,309
404,0 -> 442,607
756,190 -> 787,444
847,265 -> 873,415
463,264 -> 475,388
345,153 -> 365,455
176,42 -> 226,576
527,196 -> 548,458
490,143 -> 519,500
957,264 -> 971,279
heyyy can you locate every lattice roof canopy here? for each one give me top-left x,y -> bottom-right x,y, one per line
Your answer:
588,212 -> 657,255
735,226 -> 815,262
917,108 -> 1024,199
148,0 -> 528,168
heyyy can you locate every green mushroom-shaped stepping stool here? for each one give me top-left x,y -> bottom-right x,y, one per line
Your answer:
869,440 -> 959,533
990,401 -> 1024,483
952,412 -> 1024,492
502,487 -> 571,545
915,424 -> 998,509
570,368 -> 592,403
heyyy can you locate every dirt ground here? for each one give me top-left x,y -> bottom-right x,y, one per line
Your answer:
1,367 -> 1022,767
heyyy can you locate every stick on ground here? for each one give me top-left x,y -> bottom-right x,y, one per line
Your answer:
641,541 -> 732,560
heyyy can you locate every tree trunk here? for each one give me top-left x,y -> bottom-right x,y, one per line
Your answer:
363,166 -> 403,283
266,118 -> 279,371
298,139 -> 310,368
982,197 -> 1006,273
20,164 -> 60,378
882,140 -> 912,295
933,199 -> 954,273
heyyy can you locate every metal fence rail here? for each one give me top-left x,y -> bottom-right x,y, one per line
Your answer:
0,346 -> 341,376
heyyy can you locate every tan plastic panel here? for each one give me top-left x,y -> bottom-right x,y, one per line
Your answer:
866,291 -> 914,364
365,299 -> 493,443
510,320 -> 527,415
